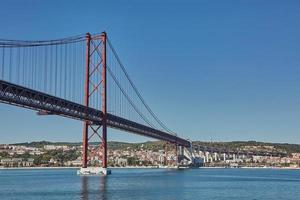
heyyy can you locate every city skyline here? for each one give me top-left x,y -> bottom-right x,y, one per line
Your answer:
1,0 -> 300,144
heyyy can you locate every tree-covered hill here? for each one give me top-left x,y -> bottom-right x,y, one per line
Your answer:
9,140 -> 300,154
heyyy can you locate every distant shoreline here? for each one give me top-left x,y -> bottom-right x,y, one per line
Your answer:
1,166 -> 300,170
0,166 -> 80,170
0,166 -> 158,170
202,166 -> 300,170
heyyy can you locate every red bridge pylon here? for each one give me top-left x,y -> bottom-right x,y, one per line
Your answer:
82,32 -> 107,169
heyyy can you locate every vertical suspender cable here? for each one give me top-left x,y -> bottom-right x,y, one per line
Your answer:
55,44 -> 58,96
44,45 -> 48,92
60,44 -> 63,98
17,47 -> 20,84
1,48 -> 4,79
9,47 -> 12,81
64,43 -> 67,99
49,45 -> 53,94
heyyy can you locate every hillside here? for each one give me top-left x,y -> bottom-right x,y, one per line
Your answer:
10,140 -> 300,154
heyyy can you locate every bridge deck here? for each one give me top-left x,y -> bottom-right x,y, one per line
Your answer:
0,80 -> 190,147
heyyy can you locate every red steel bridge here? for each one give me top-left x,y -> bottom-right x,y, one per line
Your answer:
0,32 -> 190,170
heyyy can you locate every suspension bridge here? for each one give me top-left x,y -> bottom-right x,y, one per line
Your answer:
0,32 -> 191,175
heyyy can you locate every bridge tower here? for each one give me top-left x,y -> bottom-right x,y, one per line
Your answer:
81,32 -> 109,175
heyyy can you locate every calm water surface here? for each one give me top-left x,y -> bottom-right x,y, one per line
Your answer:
0,168 -> 299,200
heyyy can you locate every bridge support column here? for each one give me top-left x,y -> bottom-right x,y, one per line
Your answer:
101,32 -> 107,169
164,142 -> 168,166
179,145 -> 184,155
82,33 -> 91,168
79,32 -> 110,175
175,143 -> 178,166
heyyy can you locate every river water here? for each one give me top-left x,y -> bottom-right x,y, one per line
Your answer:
0,168 -> 299,200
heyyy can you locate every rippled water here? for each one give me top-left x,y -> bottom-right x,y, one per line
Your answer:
0,168 -> 299,200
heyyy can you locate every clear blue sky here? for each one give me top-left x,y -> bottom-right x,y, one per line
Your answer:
0,0 -> 300,144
